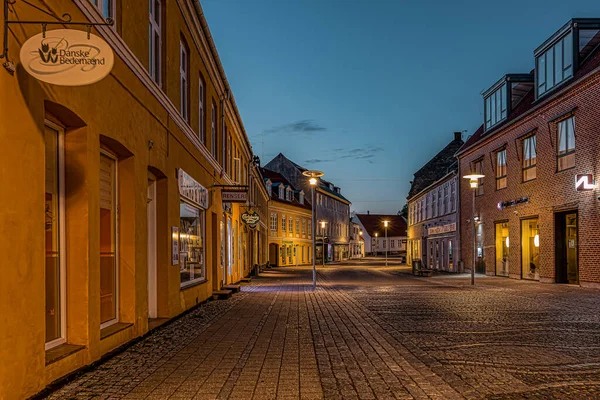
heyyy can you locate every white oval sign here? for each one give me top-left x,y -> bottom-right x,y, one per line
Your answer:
20,29 -> 114,86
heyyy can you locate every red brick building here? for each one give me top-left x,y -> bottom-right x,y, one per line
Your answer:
457,19 -> 600,287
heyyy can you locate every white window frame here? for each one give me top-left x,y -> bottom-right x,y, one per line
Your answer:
234,158 -> 241,184
198,78 -> 205,142
270,213 -> 277,231
99,149 -> 119,330
179,200 -> 206,288
282,214 -> 286,232
179,41 -> 189,122
45,120 -> 67,351
148,0 -> 161,85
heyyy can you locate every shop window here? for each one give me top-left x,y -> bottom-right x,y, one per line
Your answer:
521,218 -> 540,280
557,117 -> 575,171
495,150 -> 507,190
100,151 -> 118,327
495,222 -> 509,277
149,0 -> 162,85
179,201 -> 205,286
45,123 -> 66,349
522,135 -> 537,181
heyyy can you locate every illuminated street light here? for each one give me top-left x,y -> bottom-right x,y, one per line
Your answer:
383,220 -> 390,267
463,172 -> 485,285
320,220 -> 327,267
303,170 -> 324,289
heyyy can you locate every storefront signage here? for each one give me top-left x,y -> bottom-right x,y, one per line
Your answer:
20,29 -> 114,86
178,169 -> 209,209
221,190 -> 247,203
428,223 -> 456,236
497,196 -> 529,210
576,174 -> 595,191
241,210 -> 260,228
171,226 -> 179,265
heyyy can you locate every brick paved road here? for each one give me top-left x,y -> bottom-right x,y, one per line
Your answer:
44,263 -> 600,399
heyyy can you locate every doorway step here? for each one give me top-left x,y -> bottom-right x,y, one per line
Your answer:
240,277 -> 252,283
212,290 -> 232,300
223,284 -> 241,293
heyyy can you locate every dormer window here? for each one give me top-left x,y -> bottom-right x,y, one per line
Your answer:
286,187 -> 292,201
266,182 -> 272,197
278,185 -> 283,199
299,191 -> 305,205
536,31 -> 573,98
483,75 -> 534,131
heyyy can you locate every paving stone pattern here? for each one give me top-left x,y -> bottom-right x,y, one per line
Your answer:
43,264 -> 600,399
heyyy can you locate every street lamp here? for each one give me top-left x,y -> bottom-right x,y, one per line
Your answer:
359,230 -> 363,258
463,173 -> 485,285
383,220 -> 390,267
374,232 -> 378,257
320,220 -> 327,267
303,170 -> 324,289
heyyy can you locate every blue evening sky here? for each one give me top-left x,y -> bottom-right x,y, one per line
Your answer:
201,0 -> 600,214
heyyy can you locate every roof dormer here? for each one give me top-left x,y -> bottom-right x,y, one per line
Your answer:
299,190 -> 305,205
483,74 -> 533,131
286,186 -> 292,201
535,19 -> 600,99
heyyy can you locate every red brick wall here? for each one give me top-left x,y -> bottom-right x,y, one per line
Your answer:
459,70 -> 600,284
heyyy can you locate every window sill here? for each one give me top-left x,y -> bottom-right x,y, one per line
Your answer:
522,178 -> 537,184
556,166 -> 576,174
180,278 -> 208,290
46,343 -> 85,366
495,187 -> 507,191
100,322 -> 133,341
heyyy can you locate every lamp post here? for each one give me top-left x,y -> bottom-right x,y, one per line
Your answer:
374,232 -> 378,257
463,173 -> 485,285
359,230 -> 363,258
383,220 -> 390,267
303,170 -> 324,289
320,220 -> 327,267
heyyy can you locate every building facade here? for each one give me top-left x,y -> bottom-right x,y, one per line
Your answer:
349,221 -> 365,259
0,1 -> 265,398
264,153 -> 352,262
261,168 -> 313,266
406,133 -> 464,272
353,214 -> 407,257
458,19 -> 600,286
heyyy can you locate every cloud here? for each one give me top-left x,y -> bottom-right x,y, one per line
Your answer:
304,158 -> 334,164
264,120 -> 326,136
338,146 -> 384,160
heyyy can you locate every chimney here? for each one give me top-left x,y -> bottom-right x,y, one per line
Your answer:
454,131 -> 462,141
367,210 -> 370,215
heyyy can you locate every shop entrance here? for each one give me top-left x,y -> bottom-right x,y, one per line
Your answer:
147,178 -> 157,318
555,211 -> 578,284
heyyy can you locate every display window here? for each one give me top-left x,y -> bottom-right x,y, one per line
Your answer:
179,201 -> 205,286
495,222 -> 510,277
521,218 -> 540,280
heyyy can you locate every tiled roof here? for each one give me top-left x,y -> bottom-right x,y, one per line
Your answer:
354,214 -> 407,237
459,36 -> 600,156
407,136 -> 464,200
260,168 -> 311,209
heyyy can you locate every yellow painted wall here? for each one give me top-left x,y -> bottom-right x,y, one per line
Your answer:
268,200 -> 313,266
0,1 -> 264,398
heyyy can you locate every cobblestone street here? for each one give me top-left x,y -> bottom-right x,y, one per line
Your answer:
43,262 -> 600,399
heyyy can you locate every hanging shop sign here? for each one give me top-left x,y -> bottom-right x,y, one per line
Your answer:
497,196 -> 529,210
221,189 -> 248,203
20,29 -> 114,86
241,210 -> 260,229
428,222 -> 456,236
576,174 -> 595,191
178,169 -> 209,209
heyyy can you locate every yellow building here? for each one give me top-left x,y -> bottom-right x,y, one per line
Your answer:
0,1 -> 265,398
261,168 -> 314,266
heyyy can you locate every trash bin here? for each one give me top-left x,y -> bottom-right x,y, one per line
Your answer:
412,259 -> 422,275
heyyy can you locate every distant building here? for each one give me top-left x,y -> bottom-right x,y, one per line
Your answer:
349,221 -> 365,259
261,168 -> 313,267
353,213 -> 407,257
264,153 -> 351,262
406,132 -> 464,272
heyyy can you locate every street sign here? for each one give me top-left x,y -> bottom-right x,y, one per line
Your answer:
222,190 -> 247,203
20,29 -> 114,86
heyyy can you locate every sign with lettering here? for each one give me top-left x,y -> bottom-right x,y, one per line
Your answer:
20,29 -> 114,86
497,196 -> 529,210
178,169 -> 209,209
576,174 -> 595,191
241,210 -> 260,228
428,222 -> 456,236
222,190 -> 248,203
